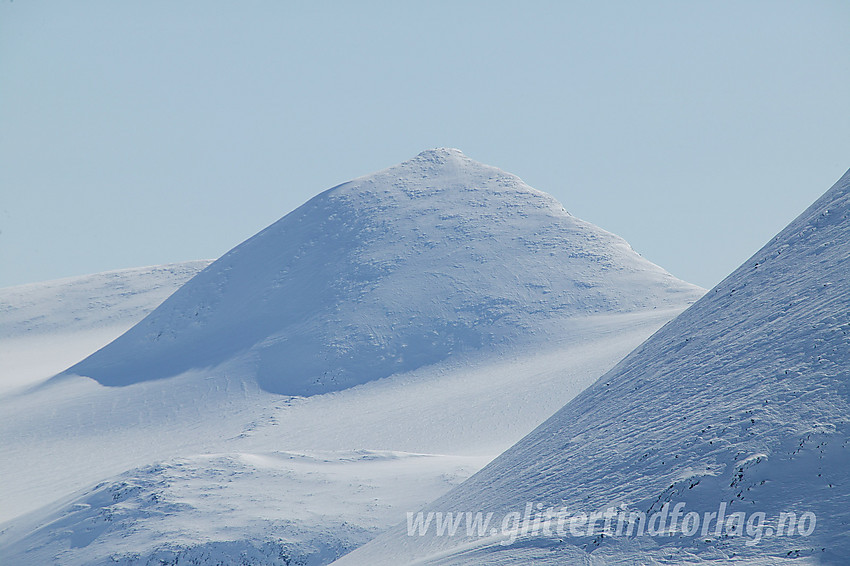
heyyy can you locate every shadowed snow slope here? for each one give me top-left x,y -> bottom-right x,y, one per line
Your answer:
62,149 -> 701,395
334,169 -> 850,566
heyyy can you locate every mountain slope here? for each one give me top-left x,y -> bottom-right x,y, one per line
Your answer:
63,149 -> 702,395
0,261 -> 210,395
336,168 -> 850,565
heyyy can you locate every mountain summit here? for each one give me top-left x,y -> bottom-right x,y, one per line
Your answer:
64,149 -> 701,395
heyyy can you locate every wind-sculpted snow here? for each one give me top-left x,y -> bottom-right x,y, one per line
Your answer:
335,168 -> 850,565
63,149 -> 701,395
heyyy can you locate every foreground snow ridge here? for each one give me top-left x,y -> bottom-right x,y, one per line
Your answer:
336,168 -> 850,565
63,148 -> 700,395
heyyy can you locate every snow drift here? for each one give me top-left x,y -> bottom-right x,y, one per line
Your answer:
335,168 -> 850,565
63,149 -> 701,396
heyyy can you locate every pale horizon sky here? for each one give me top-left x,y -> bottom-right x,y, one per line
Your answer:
1,1 -> 849,289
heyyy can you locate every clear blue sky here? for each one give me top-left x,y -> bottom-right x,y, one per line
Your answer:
1,1 -> 848,289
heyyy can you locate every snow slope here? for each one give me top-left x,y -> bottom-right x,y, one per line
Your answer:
336,169 -> 850,565
63,149 -> 701,396
0,150 -> 703,565
0,261 -> 210,395
0,449 -> 487,566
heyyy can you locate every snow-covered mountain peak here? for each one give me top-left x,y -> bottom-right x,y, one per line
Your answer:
414,147 -> 468,161
61,151 -> 702,396
405,148 -> 485,173
333,147 -> 539,203
0,154 -> 708,566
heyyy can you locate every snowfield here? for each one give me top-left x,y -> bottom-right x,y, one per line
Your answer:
0,150 -> 705,565
335,168 -> 850,565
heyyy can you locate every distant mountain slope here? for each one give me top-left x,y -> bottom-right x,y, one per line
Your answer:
336,169 -> 850,566
0,261 -> 210,394
64,149 -> 702,395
